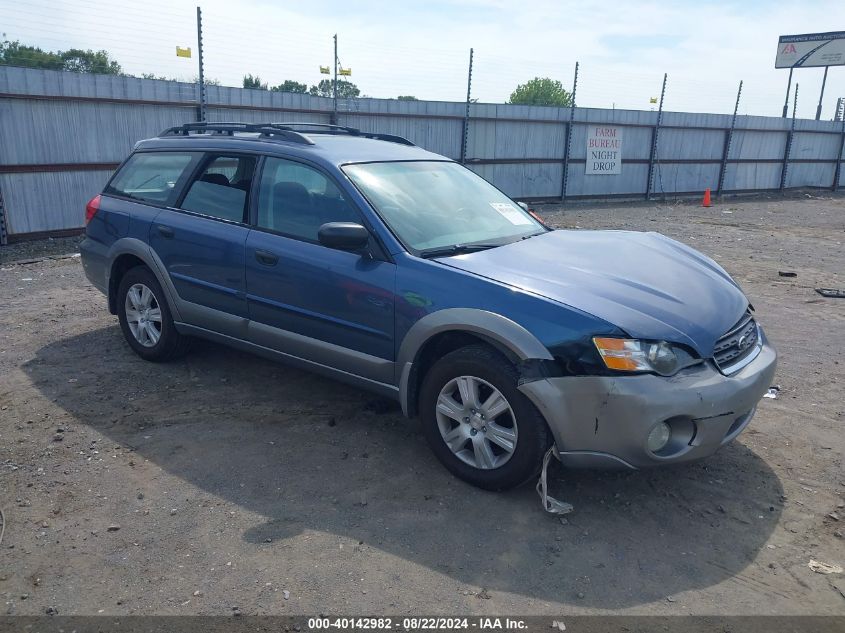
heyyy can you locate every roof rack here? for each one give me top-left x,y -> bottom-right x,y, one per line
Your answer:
158,121 -> 415,146
158,122 -> 316,145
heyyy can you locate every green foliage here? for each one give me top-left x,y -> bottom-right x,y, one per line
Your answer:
271,80 -> 307,93
396,95 -> 418,101
60,48 -> 122,74
508,77 -> 572,107
309,79 -> 360,98
0,40 -> 122,75
0,40 -> 62,69
243,73 -> 268,90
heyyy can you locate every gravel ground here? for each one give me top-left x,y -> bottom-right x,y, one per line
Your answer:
0,235 -> 83,265
0,195 -> 843,617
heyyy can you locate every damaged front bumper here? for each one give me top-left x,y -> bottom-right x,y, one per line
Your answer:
518,336 -> 777,470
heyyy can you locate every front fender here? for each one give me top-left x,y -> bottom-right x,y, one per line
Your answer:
395,308 -> 553,416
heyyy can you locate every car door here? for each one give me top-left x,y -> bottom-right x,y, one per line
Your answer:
245,156 -> 396,385
149,153 -> 257,338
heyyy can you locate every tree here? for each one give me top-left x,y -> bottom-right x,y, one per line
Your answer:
397,95 -> 418,101
60,48 -> 122,74
0,40 -> 63,69
271,80 -> 307,94
243,73 -> 267,90
1,40 -> 122,74
508,77 -> 572,107
309,79 -> 360,98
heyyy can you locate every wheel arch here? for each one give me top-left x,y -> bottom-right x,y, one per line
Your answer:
106,238 -> 181,321
396,308 -> 553,418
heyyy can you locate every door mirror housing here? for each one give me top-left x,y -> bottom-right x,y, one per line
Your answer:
318,222 -> 370,252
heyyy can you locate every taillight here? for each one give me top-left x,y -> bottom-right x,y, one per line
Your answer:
85,194 -> 101,225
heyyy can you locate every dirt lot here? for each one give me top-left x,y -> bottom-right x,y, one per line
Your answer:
0,194 -> 843,617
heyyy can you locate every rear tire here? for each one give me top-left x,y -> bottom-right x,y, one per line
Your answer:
419,344 -> 550,490
117,266 -> 190,362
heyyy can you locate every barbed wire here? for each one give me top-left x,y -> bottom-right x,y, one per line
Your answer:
1,0 -> 843,118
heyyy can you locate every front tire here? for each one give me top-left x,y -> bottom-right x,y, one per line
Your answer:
117,266 -> 189,362
419,344 -> 551,490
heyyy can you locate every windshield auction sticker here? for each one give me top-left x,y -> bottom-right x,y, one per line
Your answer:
490,202 -> 534,225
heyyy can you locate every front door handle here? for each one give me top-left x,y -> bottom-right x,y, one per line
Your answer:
254,249 -> 279,266
156,225 -> 174,238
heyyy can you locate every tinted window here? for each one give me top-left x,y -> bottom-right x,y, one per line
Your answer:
256,157 -> 360,241
180,155 -> 257,223
105,152 -> 195,204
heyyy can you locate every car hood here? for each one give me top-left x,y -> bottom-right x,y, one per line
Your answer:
437,230 -> 748,357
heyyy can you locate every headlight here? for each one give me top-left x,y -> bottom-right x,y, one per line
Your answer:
592,337 -> 681,375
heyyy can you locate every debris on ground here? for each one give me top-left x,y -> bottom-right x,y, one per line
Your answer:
815,288 -> 845,298
777,271 -> 797,277
536,447 -> 574,516
808,560 -> 843,575
763,386 -> 781,399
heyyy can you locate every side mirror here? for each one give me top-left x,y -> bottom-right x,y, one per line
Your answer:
516,201 -> 529,211
318,222 -> 370,252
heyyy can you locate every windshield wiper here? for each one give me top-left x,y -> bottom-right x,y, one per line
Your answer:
418,243 -> 502,259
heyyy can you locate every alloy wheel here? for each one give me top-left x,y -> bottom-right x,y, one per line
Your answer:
435,375 -> 518,470
124,283 -> 162,348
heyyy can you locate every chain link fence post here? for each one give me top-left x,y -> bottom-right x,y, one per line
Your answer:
0,183 -> 8,246
560,61 -> 579,203
196,6 -> 207,122
833,104 -> 845,191
460,48 -> 473,165
646,73 -> 667,200
718,80 -> 743,197
780,84 -> 798,192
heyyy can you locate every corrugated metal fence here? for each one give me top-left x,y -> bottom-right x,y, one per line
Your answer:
1,66 -> 844,241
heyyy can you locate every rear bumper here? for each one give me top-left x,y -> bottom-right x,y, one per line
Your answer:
79,235 -> 109,295
518,333 -> 777,469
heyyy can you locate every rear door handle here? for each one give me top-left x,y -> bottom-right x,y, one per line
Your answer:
156,225 -> 174,238
254,249 -> 279,266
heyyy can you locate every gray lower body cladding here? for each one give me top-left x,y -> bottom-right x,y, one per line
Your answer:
518,338 -> 777,469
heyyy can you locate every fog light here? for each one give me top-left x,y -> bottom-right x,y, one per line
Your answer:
647,422 -> 671,453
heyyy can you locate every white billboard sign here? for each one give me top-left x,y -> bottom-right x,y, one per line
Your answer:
775,31 -> 845,68
585,124 -> 623,175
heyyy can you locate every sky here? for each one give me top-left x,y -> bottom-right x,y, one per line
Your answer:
2,0 -> 844,119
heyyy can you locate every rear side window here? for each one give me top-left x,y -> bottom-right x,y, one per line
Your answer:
105,152 -> 195,205
180,155 -> 257,223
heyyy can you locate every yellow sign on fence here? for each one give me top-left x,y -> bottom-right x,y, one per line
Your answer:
176,46 -> 192,58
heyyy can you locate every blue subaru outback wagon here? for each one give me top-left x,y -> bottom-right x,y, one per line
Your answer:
80,122 -> 777,490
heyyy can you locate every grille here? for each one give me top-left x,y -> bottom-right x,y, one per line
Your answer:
713,312 -> 760,374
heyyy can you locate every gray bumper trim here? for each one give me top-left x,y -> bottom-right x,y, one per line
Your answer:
519,337 -> 777,469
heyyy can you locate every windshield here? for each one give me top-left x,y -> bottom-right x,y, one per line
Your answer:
343,161 -> 545,253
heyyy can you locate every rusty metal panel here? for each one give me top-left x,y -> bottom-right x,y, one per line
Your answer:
340,114 -> 462,159
567,164 -> 650,197
730,130 -> 787,160
1,170 -> 114,234
3,66 -> 845,236
467,163 -> 563,198
722,163 -> 782,190
0,98 -> 194,165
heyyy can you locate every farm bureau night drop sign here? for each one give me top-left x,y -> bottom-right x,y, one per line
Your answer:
586,125 -> 623,175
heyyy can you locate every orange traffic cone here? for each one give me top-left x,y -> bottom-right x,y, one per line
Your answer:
702,188 -> 712,208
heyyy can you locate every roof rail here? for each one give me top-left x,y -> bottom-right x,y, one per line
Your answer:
158,121 -> 415,146
158,122 -> 315,145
